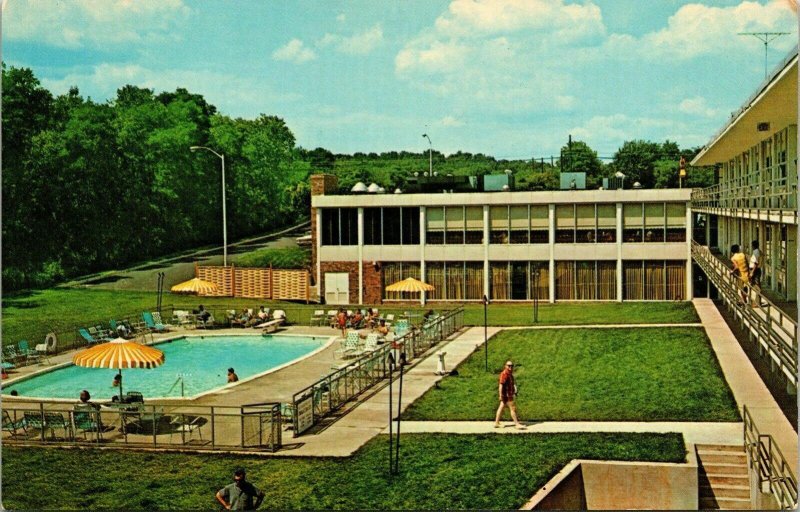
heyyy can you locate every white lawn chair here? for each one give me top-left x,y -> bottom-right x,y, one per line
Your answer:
363,333 -> 380,353
310,310 -> 325,326
334,331 -> 363,359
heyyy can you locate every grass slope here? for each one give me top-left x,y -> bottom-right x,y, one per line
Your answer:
403,327 -> 739,422
2,433 -> 685,510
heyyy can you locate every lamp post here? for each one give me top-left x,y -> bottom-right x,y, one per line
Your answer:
190,146 -> 228,266
532,268 -> 540,323
422,133 -> 432,176
483,294 -> 489,372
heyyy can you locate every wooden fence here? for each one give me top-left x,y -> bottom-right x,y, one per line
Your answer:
196,265 -> 310,302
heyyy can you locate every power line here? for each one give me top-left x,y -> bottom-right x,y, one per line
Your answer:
738,32 -> 791,78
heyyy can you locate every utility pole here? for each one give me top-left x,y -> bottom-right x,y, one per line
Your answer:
739,32 -> 790,78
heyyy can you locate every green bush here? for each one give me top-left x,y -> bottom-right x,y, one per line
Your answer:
235,247 -> 310,269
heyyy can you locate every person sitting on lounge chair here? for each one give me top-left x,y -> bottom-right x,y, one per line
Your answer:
196,305 -> 211,324
366,308 -> 379,329
350,310 -> 364,329
232,308 -> 250,328
79,389 -> 100,410
376,319 -> 389,337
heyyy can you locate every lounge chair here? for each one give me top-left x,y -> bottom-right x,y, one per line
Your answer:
2,410 -> 28,438
72,405 -> 102,441
171,310 -> 194,328
43,412 -> 72,440
152,312 -> 170,329
334,331 -> 363,359
142,311 -> 169,332
169,414 -> 205,444
125,391 -> 144,404
363,333 -> 380,353
310,310 -> 326,326
196,313 -> 215,329
384,313 -> 395,327
78,328 -> 106,346
3,345 -> 24,367
327,310 -> 338,328
258,310 -> 286,333
17,340 -> 42,365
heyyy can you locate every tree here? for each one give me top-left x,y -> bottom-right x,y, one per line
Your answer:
611,140 -> 662,188
559,139 -> 604,187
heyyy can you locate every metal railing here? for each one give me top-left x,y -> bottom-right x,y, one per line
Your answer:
743,405 -> 798,509
292,307 -> 465,436
2,400 -> 281,452
691,169 -> 797,213
691,241 -> 797,386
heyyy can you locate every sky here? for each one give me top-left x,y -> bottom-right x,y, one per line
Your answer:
2,0 -> 798,159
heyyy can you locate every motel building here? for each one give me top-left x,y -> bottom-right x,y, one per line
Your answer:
310,175 -> 692,306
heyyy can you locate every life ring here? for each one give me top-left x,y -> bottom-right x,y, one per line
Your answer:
45,332 -> 57,351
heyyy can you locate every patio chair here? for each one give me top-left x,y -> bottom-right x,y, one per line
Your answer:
171,310 -> 194,328
2,410 -> 28,438
17,340 -> 42,365
23,411 -> 45,435
142,311 -> 169,333
72,405 -> 103,441
152,312 -> 171,330
125,391 -> 144,404
334,331 -> 363,359
363,333 -> 380,353
3,345 -> 24,367
196,314 -> 215,329
43,412 -> 72,440
78,328 -> 105,346
310,310 -> 326,326
169,414 -> 205,444
327,310 -> 338,328
384,313 -> 395,328
35,332 -> 58,360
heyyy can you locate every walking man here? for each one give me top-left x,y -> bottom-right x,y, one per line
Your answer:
495,360 -> 524,429
216,468 -> 264,510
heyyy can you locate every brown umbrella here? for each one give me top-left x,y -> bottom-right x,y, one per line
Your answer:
385,277 -> 435,305
73,338 -> 165,399
170,277 -> 218,295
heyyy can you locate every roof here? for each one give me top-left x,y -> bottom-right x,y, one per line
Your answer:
691,45 -> 798,167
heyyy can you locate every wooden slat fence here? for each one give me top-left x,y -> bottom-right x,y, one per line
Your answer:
196,265 -> 308,302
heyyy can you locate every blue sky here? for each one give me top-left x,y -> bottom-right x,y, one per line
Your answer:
3,0 -> 798,158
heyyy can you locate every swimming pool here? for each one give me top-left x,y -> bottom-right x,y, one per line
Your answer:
5,334 -> 330,400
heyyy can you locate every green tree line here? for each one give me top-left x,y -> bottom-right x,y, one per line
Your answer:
2,65 -> 311,290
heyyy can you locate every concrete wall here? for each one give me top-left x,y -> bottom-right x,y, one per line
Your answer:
525,449 -> 698,510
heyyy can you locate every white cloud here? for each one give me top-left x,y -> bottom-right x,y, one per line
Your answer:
316,24 -> 384,55
440,115 -> 465,127
336,13 -> 346,22
40,63 -> 302,118
606,1 -> 797,60
678,97 -> 721,118
272,39 -> 317,63
3,0 -> 189,48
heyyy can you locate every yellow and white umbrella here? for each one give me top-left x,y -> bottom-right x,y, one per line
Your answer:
73,338 -> 165,399
385,277 -> 435,305
170,277 -> 218,295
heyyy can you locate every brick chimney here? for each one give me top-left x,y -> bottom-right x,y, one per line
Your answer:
310,174 -> 338,289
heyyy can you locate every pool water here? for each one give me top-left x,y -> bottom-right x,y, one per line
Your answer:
5,334 -> 327,400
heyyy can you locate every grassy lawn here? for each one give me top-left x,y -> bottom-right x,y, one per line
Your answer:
403,327 -> 740,422
2,432 -> 685,510
2,286 -> 698,347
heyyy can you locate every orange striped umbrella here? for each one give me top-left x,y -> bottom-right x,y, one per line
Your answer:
170,277 -> 218,295
73,338 -> 165,399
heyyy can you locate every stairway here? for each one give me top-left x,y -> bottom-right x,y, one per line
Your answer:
697,444 -> 751,510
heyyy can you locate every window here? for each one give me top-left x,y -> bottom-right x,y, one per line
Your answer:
426,262 -> 444,300
644,203 -> 665,242
555,205 -> 575,243
383,208 -> 401,245
556,261 -> 616,300
465,207 -> 483,244
665,203 -> 686,242
464,263 -> 484,300
445,206 -> 465,245
402,207 -> 420,245
623,204 -> 643,242
321,208 -> 357,246
364,208 -> 381,245
623,260 -> 684,300
490,262 -> 510,299
426,207 -> 444,245
510,206 -> 529,244
383,262 -> 421,300
597,204 -> 616,243
576,205 -> 595,243
490,206 -> 509,244
530,205 -> 549,244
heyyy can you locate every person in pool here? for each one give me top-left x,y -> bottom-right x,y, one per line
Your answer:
227,368 -> 239,383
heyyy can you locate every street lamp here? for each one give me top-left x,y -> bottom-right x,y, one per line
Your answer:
483,294 -> 489,372
422,133 -> 432,176
190,146 -> 228,266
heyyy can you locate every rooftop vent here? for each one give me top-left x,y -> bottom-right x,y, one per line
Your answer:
351,182 -> 367,193
367,183 -> 380,193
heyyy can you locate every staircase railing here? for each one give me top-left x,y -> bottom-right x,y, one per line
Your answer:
691,241 -> 797,386
743,405 -> 798,509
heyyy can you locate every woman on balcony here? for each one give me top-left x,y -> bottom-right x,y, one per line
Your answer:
730,244 -> 749,305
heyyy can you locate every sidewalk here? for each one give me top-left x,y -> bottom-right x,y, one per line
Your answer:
693,298 -> 797,474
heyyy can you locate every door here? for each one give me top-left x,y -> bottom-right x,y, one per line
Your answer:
324,273 -> 349,305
